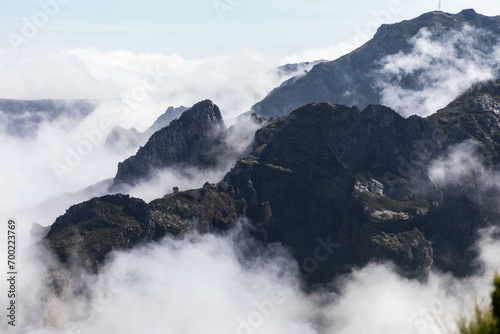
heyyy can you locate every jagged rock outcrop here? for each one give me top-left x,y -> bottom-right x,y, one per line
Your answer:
423,79 -> 500,274
251,9 -> 500,118
111,100 -> 227,190
149,181 -> 238,234
429,79 -> 500,167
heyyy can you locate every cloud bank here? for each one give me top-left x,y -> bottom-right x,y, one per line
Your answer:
0,48 -> 305,225
0,48 -> 297,127
0,224 -> 499,334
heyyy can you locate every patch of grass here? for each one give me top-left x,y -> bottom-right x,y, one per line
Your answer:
264,164 -> 293,173
457,304 -> 498,334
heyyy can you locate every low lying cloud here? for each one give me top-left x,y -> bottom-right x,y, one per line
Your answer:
280,43 -> 355,64
0,231 -> 318,334
429,140 -> 500,212
323,236 -> 499,334
1,225 -> 499,334
0,48 -> 305,223
0,48 -> 299,128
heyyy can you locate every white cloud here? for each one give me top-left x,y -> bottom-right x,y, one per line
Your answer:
2,134 -> 500,334
378,25 -> 500,118
280,42 -> 356,64
1,227 -> 499,334
0,48 -> 293,128
0,48 -> 306,221
3,22 -> 500,334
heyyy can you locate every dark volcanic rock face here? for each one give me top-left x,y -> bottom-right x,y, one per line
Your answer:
251,9 -> 500,118
225,103 -> 439,282
429,79 -> 500,167
46,194 -> 155,272
111,100 -> 227,190
45,183 -> 239,273
149,182 -> 238,234
424,79 -> 500,274
45,80 -> 500,284
225,82 -> 500,282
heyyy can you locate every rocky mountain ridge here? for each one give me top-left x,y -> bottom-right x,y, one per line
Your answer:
40,8 -> 500,285
251,9 -> 500,118
110,100 -> 228,191
45,79 -> 500,284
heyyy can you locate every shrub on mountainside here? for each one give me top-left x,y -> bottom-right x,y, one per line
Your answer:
457,274 -> 500,334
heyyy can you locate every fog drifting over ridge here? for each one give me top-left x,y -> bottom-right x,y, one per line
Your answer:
378,25 -> 500,117
0,48 -> 311,221
3,95 -> 500,334
3,18 -> 500,333
2,22 -> 500,220
0,48 -> 294,128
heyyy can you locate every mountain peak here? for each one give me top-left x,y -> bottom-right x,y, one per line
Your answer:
251,9 -> 500,119
178,99 -> 225,131
111,100 -> 228,190
460,8 -> 477,15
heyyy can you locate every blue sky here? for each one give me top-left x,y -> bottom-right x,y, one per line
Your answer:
1,0 -> 500,58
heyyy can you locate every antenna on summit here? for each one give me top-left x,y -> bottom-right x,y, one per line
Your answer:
439,0 -> 441,10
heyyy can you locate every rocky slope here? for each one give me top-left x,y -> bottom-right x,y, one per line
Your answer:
45,184 -> 240,273
44,80 -> 500,284
46,194 -> 156,272
110,100 -> 227,190
423,79 -> 500,273
225,103 -> 440,282
429,79 -> 500,166
251,9 -> 500,118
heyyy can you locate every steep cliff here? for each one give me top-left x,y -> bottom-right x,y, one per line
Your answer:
111,100 -> 227,190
